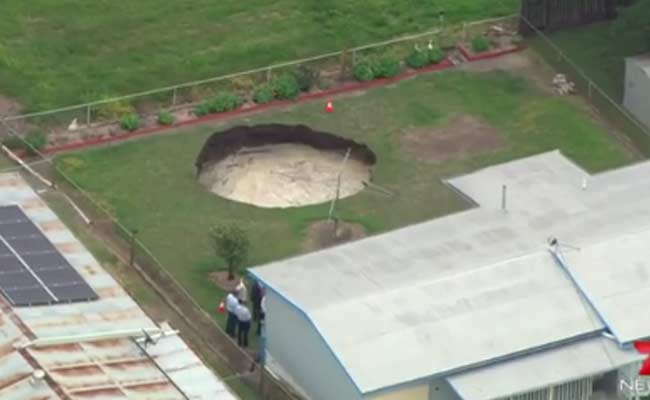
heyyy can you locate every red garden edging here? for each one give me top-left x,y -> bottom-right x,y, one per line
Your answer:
44,58 -> 460,155
457,43 -> 525,62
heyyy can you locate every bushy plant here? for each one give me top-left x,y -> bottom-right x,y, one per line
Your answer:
97,100 -> 135,120
353,61 -> 375,82
373,56 -> 401,78
208,92 -> 243,113
406,50 -> 430,69
157,111 -> 175,126
471,35 -> 490,53
253,84 -> 274,104
229,76 -> 256,92
271,74 -> 300,100
292,65 -> 320,92
120,114 -> 141,131
194,103 -> 211,117
24,130 -> 47,153
427,46 -> 446,64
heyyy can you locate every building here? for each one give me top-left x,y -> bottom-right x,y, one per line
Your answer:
0,171 -> 237,400
251,151 -> 650,400
624,55 -> 650,129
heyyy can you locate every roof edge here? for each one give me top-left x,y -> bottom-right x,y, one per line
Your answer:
248,270 -> 365,397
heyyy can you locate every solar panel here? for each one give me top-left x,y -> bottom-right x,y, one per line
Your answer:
0,205 -> 98,306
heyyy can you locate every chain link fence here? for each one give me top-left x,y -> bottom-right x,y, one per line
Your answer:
0,15 -> 518,150
520,15 -> 650,156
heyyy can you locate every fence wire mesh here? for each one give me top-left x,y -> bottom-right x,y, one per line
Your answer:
520,15 -> 650,156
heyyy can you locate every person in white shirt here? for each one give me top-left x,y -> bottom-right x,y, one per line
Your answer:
236,278 -> 248,302
225,290 -> 239,338
235,299 -> 252,347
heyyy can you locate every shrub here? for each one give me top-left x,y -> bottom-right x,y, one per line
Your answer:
208,92 -> 243,113
271,74 -> 300,100
157,111 -> 175,126
427,46 -> 446,64
230,76 -> 256,92
24,130 -> 47,154
471,36 -> 490,53
373,56 -> 401,78
97,100 -> 135,120
253,84 -> 274,104
406,50 -> 429,69
194,103 -> 211,117
292,65 -> 320,92
353,61 -> 376,82
120,114 -> 141,131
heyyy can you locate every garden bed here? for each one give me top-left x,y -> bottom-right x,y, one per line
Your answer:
42,58 -> 454,155
457,43 -> 525,62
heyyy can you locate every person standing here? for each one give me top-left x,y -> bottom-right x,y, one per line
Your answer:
225,290 -> 239,338
235,299 -> 252,347
257,293 -> 266,336
236,278 -> 248,302
251,280 -> 263,322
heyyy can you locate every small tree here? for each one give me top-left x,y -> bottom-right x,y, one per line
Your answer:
209,224 -> 250,280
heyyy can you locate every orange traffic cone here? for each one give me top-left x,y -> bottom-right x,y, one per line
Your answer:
218,300 -> 226,314
326,101 -> 334,113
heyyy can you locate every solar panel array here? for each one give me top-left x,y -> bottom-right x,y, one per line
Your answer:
0,205 -> 97,306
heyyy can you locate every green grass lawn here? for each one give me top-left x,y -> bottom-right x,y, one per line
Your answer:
55,69 -> 633,329
0,0 -> 518,111
536,1 -> 649,101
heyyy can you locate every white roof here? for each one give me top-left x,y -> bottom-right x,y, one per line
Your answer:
253,151 -> 650,394
447,337 -> 643,400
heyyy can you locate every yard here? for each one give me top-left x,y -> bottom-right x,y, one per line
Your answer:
55,57 -> 635,326
535,0 -> 650,101
0,0 -> 517,112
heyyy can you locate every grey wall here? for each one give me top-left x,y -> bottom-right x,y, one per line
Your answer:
624,59 -> 650,129
265,290 -> 362,400
429,379 -> 460,400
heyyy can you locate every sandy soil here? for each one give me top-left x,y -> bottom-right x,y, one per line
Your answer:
198,143 -> 372,208
401,114 -> 507,163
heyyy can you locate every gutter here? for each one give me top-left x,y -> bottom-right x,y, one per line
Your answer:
547,239 -> 624,344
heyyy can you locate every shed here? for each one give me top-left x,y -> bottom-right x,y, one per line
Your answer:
624,55 -> 650,128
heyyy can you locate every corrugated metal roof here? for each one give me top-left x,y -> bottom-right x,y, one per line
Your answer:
253,151 -> 650,394
0,172 -> 238,400
447,337 -> 643,400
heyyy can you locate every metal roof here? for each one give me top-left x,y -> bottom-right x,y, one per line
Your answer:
252,151 -> 650,394
447,337 -> 643,400
0,172 -> 237,400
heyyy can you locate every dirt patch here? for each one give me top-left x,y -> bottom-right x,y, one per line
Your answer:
303,220 -> 367,252
197,124 -> 376,208
0,95 -> 22,116
208,271 -> 243,292
401,115 -> 507,163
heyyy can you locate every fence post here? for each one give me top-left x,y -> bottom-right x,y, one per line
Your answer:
172,87 -> 178,106
462,22 -> 467,41
266,68 -> 272,83
352,50 -> 357,66
129,229 -> 139,267
86,105 -> 92,126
